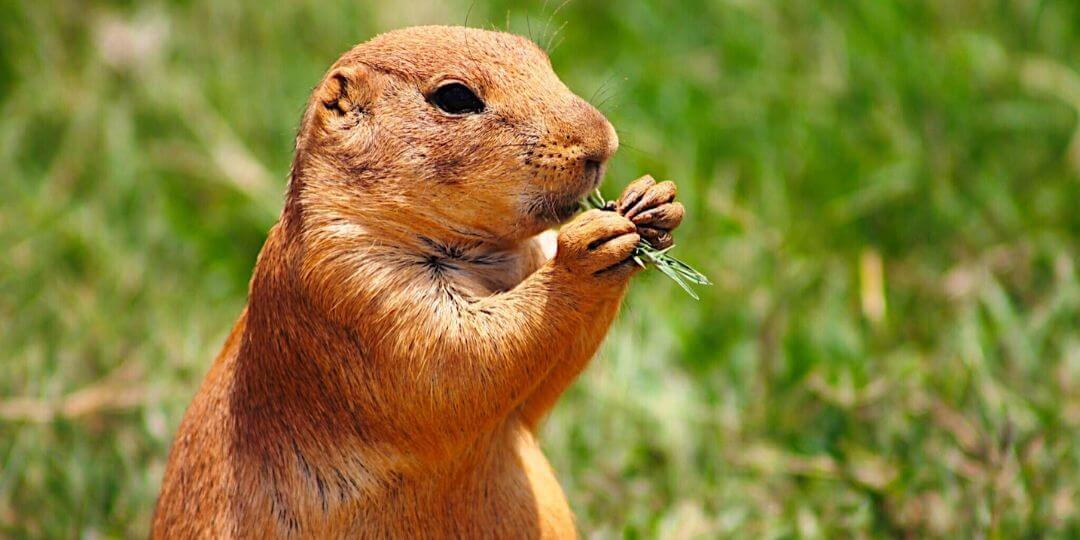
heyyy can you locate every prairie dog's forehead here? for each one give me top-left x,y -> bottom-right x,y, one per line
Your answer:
342,26 -> 555,87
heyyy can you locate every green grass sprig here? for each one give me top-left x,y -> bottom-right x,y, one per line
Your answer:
582,189 -> 712,299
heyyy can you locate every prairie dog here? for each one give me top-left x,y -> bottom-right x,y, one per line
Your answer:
153,26 -> 684,539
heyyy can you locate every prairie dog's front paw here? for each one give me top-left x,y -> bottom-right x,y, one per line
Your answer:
555,209 -> 640,275
617,175 -> 685,249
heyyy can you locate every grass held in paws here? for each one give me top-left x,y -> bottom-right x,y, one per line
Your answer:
582,188 -> 711,299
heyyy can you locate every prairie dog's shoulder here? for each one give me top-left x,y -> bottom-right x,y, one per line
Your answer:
152,313 -> 246,538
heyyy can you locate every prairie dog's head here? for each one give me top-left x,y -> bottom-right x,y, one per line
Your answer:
290,26 -> 618,246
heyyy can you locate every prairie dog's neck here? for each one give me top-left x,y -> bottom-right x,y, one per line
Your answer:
293,200 -> 538,296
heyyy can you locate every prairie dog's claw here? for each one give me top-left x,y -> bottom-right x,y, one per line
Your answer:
616,176 -> 683,249
623,181 -> 676,219
638,227 -> 674,250
632,202 -> 684,230
617,175 -> 656,214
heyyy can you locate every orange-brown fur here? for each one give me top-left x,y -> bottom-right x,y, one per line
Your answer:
153,26 -> 683,539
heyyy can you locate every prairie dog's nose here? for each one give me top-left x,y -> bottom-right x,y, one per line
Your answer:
570,97 -> 619,165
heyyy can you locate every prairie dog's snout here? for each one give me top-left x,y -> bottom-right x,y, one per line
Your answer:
547,97 -> 618,167
518,96 -> 620,223
575,98 -> 620,165
573,97 -> 619,186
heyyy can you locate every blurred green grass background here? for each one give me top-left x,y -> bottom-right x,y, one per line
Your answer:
3,0 -> 1080,537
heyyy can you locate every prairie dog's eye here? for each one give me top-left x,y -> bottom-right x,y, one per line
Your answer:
429,82 -> 485,115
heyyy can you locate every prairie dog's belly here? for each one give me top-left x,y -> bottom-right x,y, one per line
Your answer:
347,422 -> 575,539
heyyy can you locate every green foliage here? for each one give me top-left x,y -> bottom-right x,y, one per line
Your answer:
2,0 -> 1080,537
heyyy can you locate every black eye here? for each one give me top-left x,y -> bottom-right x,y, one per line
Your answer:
429,82 -> 485,115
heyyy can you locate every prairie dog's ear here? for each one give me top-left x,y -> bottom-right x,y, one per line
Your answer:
315,64 -> 381,119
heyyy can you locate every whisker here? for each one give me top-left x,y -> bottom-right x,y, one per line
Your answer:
599,77 -> 628,107
596,86 -> 623,112
611,128 -> 655,159
545,21 -> 568,53
617,142 -> 653,157
548,36 -> 566,55
589,72 -> 618,106
550,0 -> 574,22
541,0 -> 573,52
545,0 -> 574,42
464,0 -> 477,28
491,142 -> 537,149
539,0 -> 552,42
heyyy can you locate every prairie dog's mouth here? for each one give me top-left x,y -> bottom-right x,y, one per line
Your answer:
584,159 -> 605,189
527,160 -> 608,224
552,200 -> 583,222
529,193 -> 582,224
528,186 -> 590,224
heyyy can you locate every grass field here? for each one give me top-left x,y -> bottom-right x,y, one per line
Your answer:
3,0 -> 1080,537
